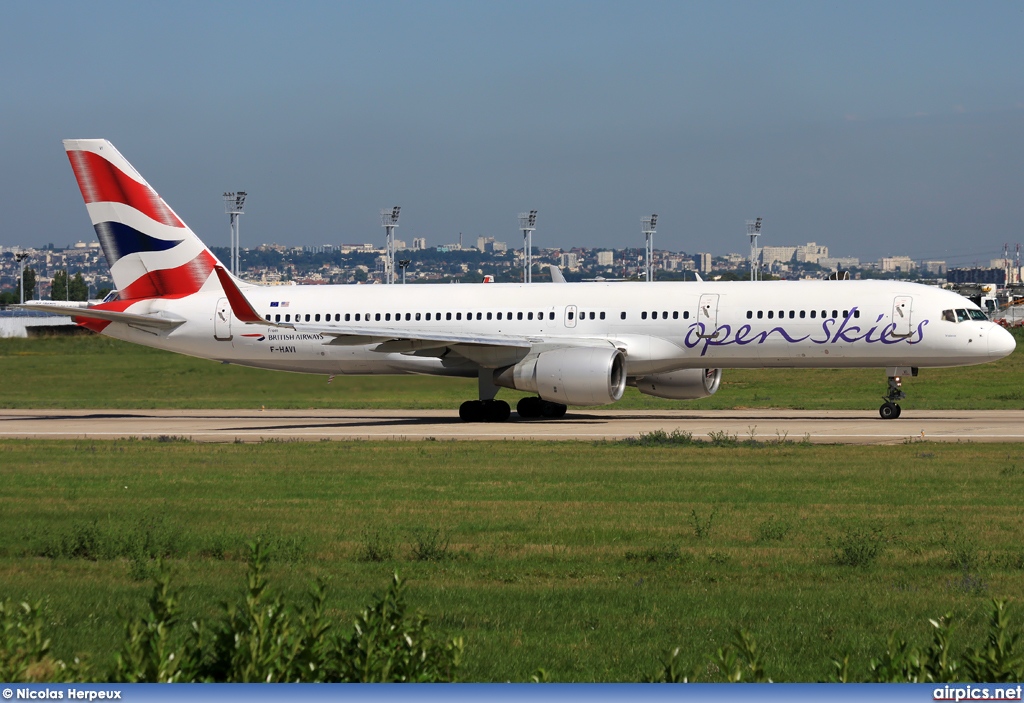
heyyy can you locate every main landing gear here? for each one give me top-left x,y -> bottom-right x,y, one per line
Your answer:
458,370 -> 566,423
878,373 -> 907,420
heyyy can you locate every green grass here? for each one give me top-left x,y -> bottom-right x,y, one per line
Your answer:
2,438 -> 1024,681
1,328 -> 1022,409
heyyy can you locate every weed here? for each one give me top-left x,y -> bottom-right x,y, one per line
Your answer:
707,430 -> 738,447
691,508 -> 717,540
756,515 -> 792,543
828,525 -> 886,567
706,550 -> 731,565
999,464 -> 1022,477
409,528 -> 451,562
941,527 -> 980,572
358,527 -> 397,563
624,544 -> 684,563
616,429 -> 695,447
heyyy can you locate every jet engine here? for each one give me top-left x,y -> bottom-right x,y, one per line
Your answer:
634,368 -> 722,400
494,347 -> 627,406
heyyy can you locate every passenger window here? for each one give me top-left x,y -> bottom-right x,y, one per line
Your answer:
285,314 -> 291,322
305,314 -> 311,322
446,312 -> 452,320
549,312 -> 555,320
416,312 -> 421,321
757,311 -> 763,319
537,312 -> 543,319
528,312 -> 534,320
265,314 -> 271,321
496,312 -> 502,320
600,312 -> 606,320
568,311 -> 574,320
345,313 -> 351,321
956,309 -> 969,322
768,311 -> 774,319
476,312 -> 482,320
832,310 -> 838,319
854,310 -> 860,319
842,310 -> 848,318
354,313 -> 360,321
589,312 -> 595,320
385,313 -> 391,321
746,311 -> 752,319
425,313 -> 431,321
620,312 -> 626,320
662,311 -> 668,319
486,312 -> 492,320
673,311 -> 679,320
822,310 -> 827,318
810,310 -> 816,319
799,310 -> 805,319
641,311 -> 648,320
789,311 -> 795,319
314,314 -> 320,322
517,312 -> 523,320
779,311 -> 784,319
375,313 -> 381,321
456,312 -> 462,320
684,311 -> 690,319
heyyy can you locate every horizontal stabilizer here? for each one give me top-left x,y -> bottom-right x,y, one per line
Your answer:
15,303 -> 185,330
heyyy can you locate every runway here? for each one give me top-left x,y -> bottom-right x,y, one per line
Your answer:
1,408 -> 1022,444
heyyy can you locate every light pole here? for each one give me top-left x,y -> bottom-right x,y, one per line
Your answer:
518,210 -> 537,283
223,192 -> 247,277
15,253 -> 29,304
380,206 -> 401,284
747,217 -> 762,281
398,259 -> 411,284
642,214 -> 658,282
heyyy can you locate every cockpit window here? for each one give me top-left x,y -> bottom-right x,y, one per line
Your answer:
942,309 -> 955,322
968,309 -> 988,321
955,309 -> 969,322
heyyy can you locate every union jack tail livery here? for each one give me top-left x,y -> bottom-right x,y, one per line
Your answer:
63,139 -> 220,300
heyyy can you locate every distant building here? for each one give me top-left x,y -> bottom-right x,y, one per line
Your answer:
412,237 -> 427,250
760,246 -> 797,266
819,256 -> 860,270
475,236 -> 507,253
880,256 -> 917,272
559,252 -> 579,271
922,260 -> 947,275
596,250 -> 614,267
693,252 -> 712,273
795,242 -> 828,264
946,268 -> 1006,285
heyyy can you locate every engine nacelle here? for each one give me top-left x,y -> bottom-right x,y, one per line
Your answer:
494,347 -> 627,406
634,368 -> 722,400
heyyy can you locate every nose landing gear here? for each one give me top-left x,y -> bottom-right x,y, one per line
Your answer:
879,374 -> 906,420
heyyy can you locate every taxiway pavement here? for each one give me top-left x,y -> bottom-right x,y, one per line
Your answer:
0,408 -> 1022,444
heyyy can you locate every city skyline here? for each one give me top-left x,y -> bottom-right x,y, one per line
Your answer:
1,2 -> 1021,261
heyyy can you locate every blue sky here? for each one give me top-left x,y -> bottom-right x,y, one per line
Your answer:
1,1 -> 1021,263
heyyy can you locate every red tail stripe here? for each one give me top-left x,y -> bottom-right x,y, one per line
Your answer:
67,150 -> 184,228
120,250 -> 216,300
213,265 -> 265,323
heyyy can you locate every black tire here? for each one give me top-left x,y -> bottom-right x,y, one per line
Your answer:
459,400 -> 484,422
892,404 -> 902,419
542,401 -> 568,419
879,402 -> 897,420
517,397 -> 542,418
484,400 -> 511,422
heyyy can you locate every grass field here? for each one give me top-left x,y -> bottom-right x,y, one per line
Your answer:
2,438 -> 1024,681
0,328 -> 1022,410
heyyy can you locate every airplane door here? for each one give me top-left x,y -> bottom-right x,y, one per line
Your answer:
697,293 -> 720,338
214,297 -> 232,341
564,305 -> 578,328
892,296 -> 913,337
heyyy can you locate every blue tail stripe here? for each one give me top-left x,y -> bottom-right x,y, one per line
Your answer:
93,221 -> 183,266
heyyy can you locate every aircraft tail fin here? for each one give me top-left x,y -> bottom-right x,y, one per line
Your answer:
63,139 -> 222,300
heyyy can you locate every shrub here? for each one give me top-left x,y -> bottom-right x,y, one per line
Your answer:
755,515 -> 792,543
358,526 -> 396,562
829,525 -> 886,567
409,528 -> 451,562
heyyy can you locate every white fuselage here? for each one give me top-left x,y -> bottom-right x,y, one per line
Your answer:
99,279 -> 1015,378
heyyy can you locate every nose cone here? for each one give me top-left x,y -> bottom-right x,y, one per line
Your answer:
989,325 -> 1017,360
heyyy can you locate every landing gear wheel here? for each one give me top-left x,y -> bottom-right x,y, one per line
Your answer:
459,400 -> 484,422
893,404 -> 902,419
879,402 -> 900,420
484,399 -> 511,423
541,401 -> 568,419
517,397 -> 543,419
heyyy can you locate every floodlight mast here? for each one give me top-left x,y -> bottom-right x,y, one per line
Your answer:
398,259 -> 411,285
642,214 -> 658,282
223,192 -> 247,277
15,252 -> 29,304
380,206 -> 401,284
747,217 -> 763,281
518,210 -> 537,283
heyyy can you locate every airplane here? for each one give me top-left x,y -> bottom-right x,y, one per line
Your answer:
18,139 -> 1017,422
